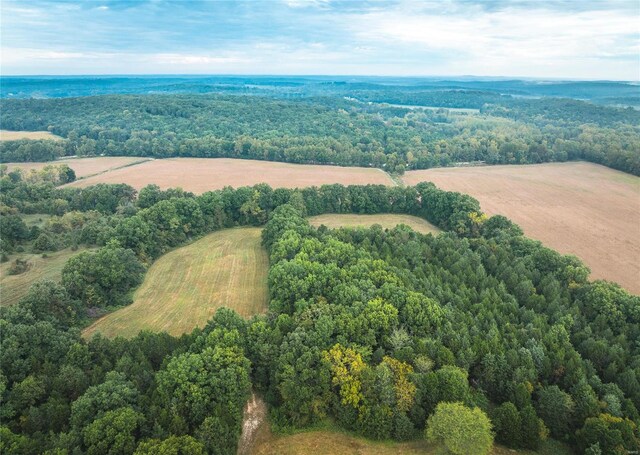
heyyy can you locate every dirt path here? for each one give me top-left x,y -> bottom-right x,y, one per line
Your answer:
238,393 -> 270,455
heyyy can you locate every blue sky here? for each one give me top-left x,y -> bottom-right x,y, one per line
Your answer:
1,0 -> 639,79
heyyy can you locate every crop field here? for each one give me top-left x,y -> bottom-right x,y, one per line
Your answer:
64,157 -> 394,192
1,248 -> 91,306
5,156 -> 151,178
402,161 -> 640,294
82,227 -> 268,339
309,214 -> 441,235
0,130 -> 63,141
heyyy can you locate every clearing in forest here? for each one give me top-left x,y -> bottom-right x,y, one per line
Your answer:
63,157 -> 394,192
5,156 -> 151,179
0,248 -> 91,307
0,130 -> 63,141
402,161 -> 640,294
308,214 -> 440,235
82,227 -> 268,339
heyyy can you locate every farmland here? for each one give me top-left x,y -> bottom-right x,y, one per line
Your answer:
0,130 -> 62,141
5,156 -> 151,178
82,227 -> 268,339
0,248 -> 91,306
402,162 -> 640,294
309,214 -> 440,235
63,157 -> 394,192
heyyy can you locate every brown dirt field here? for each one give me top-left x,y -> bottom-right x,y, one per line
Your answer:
63,157 -> 394,192
5,157 -> 151,178
0,130 -> 63,141
402,162 -> 640,294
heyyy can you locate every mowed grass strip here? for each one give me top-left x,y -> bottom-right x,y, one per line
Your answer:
252,429 -> 570,455
308,214 -> 440,235
82,227 -> 268,339
0,130 -> 63,141
1,248 -> 91,307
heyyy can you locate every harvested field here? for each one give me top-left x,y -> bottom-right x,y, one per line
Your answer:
309,214 -> 440,235
64,157 -> 394,192
82,227 -> 268,339
402,162 -> 640,294
5,156 -> 150,179
1,248 -> 91,307
0,130 -> 63,141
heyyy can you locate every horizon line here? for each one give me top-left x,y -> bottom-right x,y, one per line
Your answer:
1,74 -> 637,83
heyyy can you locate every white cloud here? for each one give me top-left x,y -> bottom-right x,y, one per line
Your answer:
283,0 -> 331,9
347,4 -> 640,78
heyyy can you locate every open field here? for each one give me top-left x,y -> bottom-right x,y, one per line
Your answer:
20,213 -> 52,228
0,130 -> 63,141
64,157 -> 394,192
5,156 -> 151,179
253,429 -> 570,455
402,162 -> 640,294
82,227 -> 268,339
309,214 -> 440,235
1,248 -> 91,306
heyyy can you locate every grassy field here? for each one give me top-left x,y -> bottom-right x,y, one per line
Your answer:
253,428 -> 571,455
5,156 -> 151,179
309,214 -> 440,235
82,227 -> 268,339
1,248 -> 90,307
19,214 -> 52,228
64,157 -> 394,192
403,162 -> 640,294
0,130 -> 63,141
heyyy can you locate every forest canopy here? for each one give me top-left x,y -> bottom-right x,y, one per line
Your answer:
1,172 -> 638,454
1,91 -> 639,175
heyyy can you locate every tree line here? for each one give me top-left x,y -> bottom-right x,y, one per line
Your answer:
1,94 -> 638,175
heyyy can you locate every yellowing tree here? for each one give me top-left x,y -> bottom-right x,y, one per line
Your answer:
381,356 -> 416,412
323,344 -> 366,409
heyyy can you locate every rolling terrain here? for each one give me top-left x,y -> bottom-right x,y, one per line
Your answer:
82,227 -> 268,339
403,161 -> 640,294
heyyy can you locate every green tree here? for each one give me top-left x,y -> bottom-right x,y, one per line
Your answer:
426,402 -> 493,455
134,435 -> 205,455
492,402 -> 521,448
82,406 -> 143,455
156,344 -> 251,451
576,414 -> 639,455
62,243 -> 145,307
535,385 -> 575,439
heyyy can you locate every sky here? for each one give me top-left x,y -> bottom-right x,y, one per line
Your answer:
1,0 -> 639,79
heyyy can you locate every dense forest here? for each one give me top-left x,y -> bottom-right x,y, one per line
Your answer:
1,90 -> 639,176
1,166 -> 638,454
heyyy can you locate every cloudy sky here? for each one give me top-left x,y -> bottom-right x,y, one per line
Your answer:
1,0 -> 639,79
